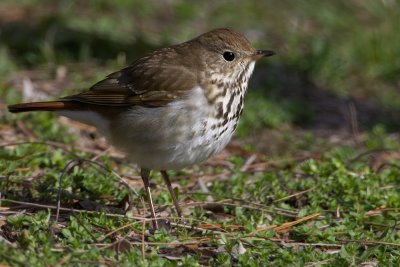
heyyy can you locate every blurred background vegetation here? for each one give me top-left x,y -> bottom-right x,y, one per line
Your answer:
1,1 -> 400,265
1,0 -> 399,140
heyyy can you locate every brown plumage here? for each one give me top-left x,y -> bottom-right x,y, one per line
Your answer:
8,28 -> 275,230
8,101 -> 90,112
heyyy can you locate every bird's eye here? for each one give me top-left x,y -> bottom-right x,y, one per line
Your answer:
223,51 -> 235,61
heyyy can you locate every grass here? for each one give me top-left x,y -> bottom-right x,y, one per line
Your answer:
1,127 -> 400,265
1,0 -> 400,266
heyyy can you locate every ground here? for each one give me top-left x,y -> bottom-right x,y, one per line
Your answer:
1,1 -> 400,266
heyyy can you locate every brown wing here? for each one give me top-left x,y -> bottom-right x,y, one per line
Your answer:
63,47 -> 198,107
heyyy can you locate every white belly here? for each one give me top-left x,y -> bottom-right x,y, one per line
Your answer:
110,86 -> 238,170
60,86 -> 240,170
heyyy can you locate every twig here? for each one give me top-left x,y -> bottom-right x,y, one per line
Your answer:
75,216 -> 99,243
364,222 -> 400,230
229,198 -> 300,215
349,148 -> 398,164
54,157 -> 140,224
91,147 -> 112,161
54,253 -> 72,267
96,240 -> 211,248
291,242 -> 341,248
305,259 -> 334,267
56,159 -> 83,223
141,219 -> 146,261
337,238 -> 400,247
169,221 -> 230,236
53,237 -> 345,252
182,201 -> 299,218
274,213 -> 321,232
3,198 -> 180,225
376,162 -> 400,173
0,252 -> 30,267
16,120 -> 37,139
0,141 -> 70,152
0,140 -> 125,162
71,158 -> 140,197
273,185 -> 318,203
347,101 -> 360,146
98,222 -> 138,242
2,198 -> 126,218
240,154 -> 257,172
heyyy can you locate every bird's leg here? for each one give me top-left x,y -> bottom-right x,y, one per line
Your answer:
160,170 -> 182,217
140,168 -> 158,230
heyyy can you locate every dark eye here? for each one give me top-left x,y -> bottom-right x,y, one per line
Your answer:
223,51 -> 235,61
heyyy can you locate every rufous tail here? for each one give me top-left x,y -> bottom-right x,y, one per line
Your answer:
8,101 -> 80,113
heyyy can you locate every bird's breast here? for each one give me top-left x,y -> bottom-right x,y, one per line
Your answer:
105,84 -> 245,170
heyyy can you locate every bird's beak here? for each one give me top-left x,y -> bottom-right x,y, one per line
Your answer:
257,50 -> 276,57
248,50 -> 276,61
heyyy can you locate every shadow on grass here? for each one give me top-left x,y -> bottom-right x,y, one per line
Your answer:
1,15 -> 160,66
251,64 -> 400,132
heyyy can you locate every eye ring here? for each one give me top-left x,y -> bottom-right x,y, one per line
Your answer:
223,51 -> 235,61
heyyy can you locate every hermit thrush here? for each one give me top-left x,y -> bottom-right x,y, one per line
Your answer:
8,28 -> 275,229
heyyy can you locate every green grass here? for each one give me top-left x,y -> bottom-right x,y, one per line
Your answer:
1,0 -> 400,265
1,126 -> 400,265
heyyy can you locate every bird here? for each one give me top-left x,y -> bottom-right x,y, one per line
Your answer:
8,28 -> 275,229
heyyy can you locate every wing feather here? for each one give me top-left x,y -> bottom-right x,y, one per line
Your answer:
63,46 -> 198,107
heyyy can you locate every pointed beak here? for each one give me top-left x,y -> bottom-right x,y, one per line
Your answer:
257,50 -> 276,57
248,50 -> 276,61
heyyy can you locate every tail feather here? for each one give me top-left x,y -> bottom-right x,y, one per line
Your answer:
8,101 -> 80,113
